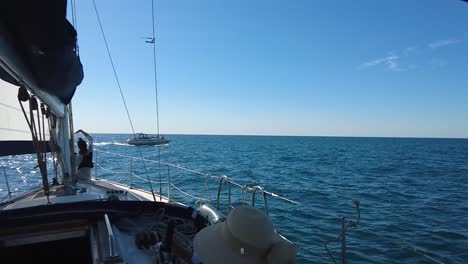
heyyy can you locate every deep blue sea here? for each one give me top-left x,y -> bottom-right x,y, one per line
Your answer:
1,135 -> 468,263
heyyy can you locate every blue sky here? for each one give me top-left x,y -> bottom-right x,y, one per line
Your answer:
71,0 -> 468,137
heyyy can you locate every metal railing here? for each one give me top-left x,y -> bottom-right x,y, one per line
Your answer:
92,149 -> 447,264
0,149 -> 449,264
94,149 -> 300,212
93,149 -> 360,263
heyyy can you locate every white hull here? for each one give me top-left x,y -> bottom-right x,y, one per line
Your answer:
126,138 -> 170,146
127,136 -> 170,146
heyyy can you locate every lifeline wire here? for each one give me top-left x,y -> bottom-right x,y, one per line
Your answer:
94,149 -> 446,264
94,149 -> 300,205
359,229 -> 446,264
95,162 -> 205,201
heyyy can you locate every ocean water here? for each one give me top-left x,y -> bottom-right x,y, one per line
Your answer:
1,135 -> 468,263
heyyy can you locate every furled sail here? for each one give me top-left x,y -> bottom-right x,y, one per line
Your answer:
0,0 -> 83,117
0,80 -> 50,156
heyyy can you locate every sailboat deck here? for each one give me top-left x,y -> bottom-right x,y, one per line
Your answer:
2,178 -> 171,211
0,198 -> 209,264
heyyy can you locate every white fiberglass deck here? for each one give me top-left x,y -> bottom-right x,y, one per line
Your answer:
2,178 -> 171,210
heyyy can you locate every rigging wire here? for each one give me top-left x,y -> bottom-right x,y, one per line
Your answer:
73,0 -> 78,32
150,0 -> 163,202
94,149 -> 301,206
91,0 -> 136,135
151,0 -> 161,138
91,0 -> 157,202
93,149 -> 447,263
70,0 -> 76,28
95,162 -> 206,201
358,229 -> 446,264
17,95 -> 50,203
70,0 -> 79,55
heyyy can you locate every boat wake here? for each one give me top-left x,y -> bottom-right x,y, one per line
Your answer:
94,141 -> 169,147
94,141 -> 130,147
154,143 -> 169,147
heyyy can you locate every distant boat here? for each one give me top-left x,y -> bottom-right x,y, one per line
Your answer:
126,133 -> 170,146
0,2 -> 297,264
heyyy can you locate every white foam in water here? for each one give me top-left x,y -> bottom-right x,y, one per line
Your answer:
94,141 -> 130,146
94,141 -> 168,147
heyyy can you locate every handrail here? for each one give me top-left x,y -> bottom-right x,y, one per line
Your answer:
94,149 -> 300,206
2,148 -> 445,263
95,149 -> 212,178
216,175 -> 231,211
228,179 -> 300,205
97,159 -> 274,215
324,200 -> 361,264
95,162 -> 206,201
170,183 -> 206,201
0,148 -> 449,264
104,214 -> 118,257
251,185 -> 269,215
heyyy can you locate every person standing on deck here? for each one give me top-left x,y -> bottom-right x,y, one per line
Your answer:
75,129 -> 94,181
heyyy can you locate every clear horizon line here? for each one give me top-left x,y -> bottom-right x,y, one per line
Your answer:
88,132 -> 468,140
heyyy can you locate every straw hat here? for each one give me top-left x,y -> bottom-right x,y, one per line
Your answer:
193,206 -> 297,264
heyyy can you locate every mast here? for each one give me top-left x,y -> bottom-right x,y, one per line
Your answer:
59,105 -> 74,193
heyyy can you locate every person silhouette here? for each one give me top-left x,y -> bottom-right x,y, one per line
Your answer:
75,129 -> 93,181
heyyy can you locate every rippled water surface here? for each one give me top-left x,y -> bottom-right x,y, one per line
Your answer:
1,135 -> 468,263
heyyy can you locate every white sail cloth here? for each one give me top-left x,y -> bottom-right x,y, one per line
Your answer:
0,79 -> 49,156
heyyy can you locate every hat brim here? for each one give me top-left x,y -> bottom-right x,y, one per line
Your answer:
193,223 -> 267,264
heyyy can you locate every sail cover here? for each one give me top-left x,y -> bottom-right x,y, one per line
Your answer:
0,0 -> 83,116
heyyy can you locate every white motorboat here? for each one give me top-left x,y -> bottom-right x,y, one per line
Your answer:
0,1 -> 308,263
127,133 -> 170,146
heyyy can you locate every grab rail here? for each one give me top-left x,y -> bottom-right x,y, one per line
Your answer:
104,214 -> 118,257
324,200 -> 361,264
216,175 -> 231,212
251,185 -> 269,215
0,147 -> 449,264
94,149 -> 300,206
